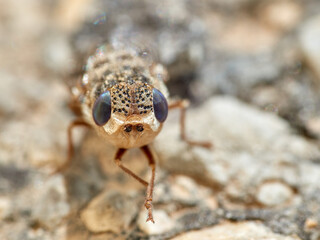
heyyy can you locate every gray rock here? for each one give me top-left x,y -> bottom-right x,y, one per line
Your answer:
0,78 -> 72,169
30,175 -> 70,228
80,190 -> 138,233
200,53 -> 280,97
155,96 -> 320,204
256,181 -> 294,207
299,14 -> 320,81
171,221 -> 301,240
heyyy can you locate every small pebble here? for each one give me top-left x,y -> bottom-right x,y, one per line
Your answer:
138,209 -> 175,235
304,218 -> 318,230
257,181 -> 293,207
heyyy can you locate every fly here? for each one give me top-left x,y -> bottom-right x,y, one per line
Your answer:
56,44 -> 212,223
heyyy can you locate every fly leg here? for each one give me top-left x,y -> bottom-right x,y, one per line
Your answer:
169,100 -> 213,149
114,146 -> 156,223
141,145 -> 156,223
114,148 -> 148,187
54,118 -> 90,174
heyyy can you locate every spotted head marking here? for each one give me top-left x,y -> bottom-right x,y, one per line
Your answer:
109,81 -> 154,117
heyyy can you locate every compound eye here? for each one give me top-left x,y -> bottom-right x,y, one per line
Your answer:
153,88 -> 168,122
92,91 -> 112,126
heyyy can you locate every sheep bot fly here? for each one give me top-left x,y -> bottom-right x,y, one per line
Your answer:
57,45 -> 212,223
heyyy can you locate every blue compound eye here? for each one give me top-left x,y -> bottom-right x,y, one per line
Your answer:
92,91 -> 112,126
153,88 -> 168,122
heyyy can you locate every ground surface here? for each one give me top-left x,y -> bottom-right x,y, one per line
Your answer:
1,0 -> 320,239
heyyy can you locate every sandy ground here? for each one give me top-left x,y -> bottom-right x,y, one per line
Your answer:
1,0 -> 320,239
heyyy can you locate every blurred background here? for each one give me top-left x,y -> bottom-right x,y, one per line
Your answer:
1,0 -> 320,239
